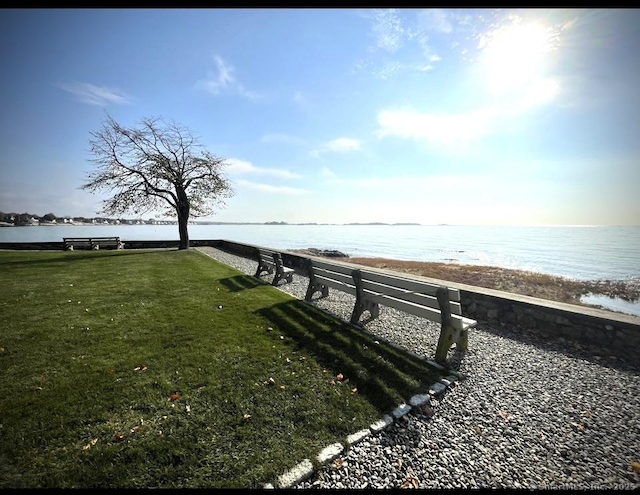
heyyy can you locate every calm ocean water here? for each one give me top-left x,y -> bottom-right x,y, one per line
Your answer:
2,224 -> 639,283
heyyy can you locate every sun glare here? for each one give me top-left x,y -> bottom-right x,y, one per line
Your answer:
481,20 -> 556,95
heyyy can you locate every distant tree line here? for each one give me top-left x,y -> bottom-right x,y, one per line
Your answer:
0,211 -> 173,225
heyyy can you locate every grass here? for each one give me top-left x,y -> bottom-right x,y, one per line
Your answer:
0,249 -> 443,488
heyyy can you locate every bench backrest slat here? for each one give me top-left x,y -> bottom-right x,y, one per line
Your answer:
360,278 -> 462,315
358,269 -> 460,302
314,274 -> 358,296
309,258 -> 354,276
259,251 -> 275,262
359,291 -> 467,331
362,279 -> 462,315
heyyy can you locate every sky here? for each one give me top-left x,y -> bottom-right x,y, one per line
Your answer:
1,8 -> 639,226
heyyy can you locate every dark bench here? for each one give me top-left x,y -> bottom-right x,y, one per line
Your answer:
305,257 -> 477,364
254,248 -> 295,286
63,237 -> 123,251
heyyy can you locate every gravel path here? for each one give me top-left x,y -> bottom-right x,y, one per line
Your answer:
196,246 -> 640,490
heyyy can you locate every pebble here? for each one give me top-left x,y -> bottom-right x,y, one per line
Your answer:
196,247 -> 640,490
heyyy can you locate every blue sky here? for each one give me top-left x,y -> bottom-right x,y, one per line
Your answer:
1,8 -> 639,225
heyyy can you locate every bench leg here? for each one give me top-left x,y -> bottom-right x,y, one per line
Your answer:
435,324 -> 463,364
350,304 -> 365,325
304,283 -> 328,301
255,263 -> 272,278
271,272 -> 282,286
457,329 -> 469,352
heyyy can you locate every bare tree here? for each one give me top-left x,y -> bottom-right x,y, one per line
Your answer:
82,115 -> 234,250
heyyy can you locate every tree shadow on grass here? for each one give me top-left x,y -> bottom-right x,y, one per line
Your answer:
218,274 -> 266,292
256,299 -> 445,412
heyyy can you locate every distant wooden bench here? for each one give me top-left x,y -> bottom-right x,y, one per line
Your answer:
254,248 -> 295,286
305,257 -> 477,364
63,237 -> 123,251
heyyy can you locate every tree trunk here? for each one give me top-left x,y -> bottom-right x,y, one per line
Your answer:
176,186 -> 190,250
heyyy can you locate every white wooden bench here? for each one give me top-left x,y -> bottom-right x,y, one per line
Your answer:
254,248 -> 295,286
305,257 -> 477,364
63,237 -> 123,251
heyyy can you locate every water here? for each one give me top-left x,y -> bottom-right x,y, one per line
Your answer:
2,224 -> 638,282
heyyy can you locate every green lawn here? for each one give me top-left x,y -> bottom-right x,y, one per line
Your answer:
0,249 -> 443,488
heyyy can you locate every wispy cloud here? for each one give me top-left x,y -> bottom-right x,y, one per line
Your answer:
226,158 -> 301,179
196,55 -> 260,99
310,138 -> 361,157
58,82 -> 132,106
236,179 -> 309,195
357,9 -> 451,79
368,9 -> 405,53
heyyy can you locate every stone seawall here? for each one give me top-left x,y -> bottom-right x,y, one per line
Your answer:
459,286 -> 640,362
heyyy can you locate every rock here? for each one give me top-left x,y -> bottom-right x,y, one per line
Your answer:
306,248 -> 349,258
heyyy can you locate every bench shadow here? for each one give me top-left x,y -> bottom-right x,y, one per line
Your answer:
256,299 -> 445,413
218,274 -> 266,292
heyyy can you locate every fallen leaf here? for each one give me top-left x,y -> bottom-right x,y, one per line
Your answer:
186,405 -> 191,413
401,477 -> 420,489
336,373 -> 344,381
334,458 -> 343,468
243,413 -> 252,420
134,365 -> 147,372
497,410 -> 511,421
83,438 -> 98,450
351,387 -> 358,394
130,426 -> 140,434
286,357 -> 291,363
631,461 -> 640,472
280,385 -> 286,390
170,393 -> 180,401
113,432 -> 125,442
